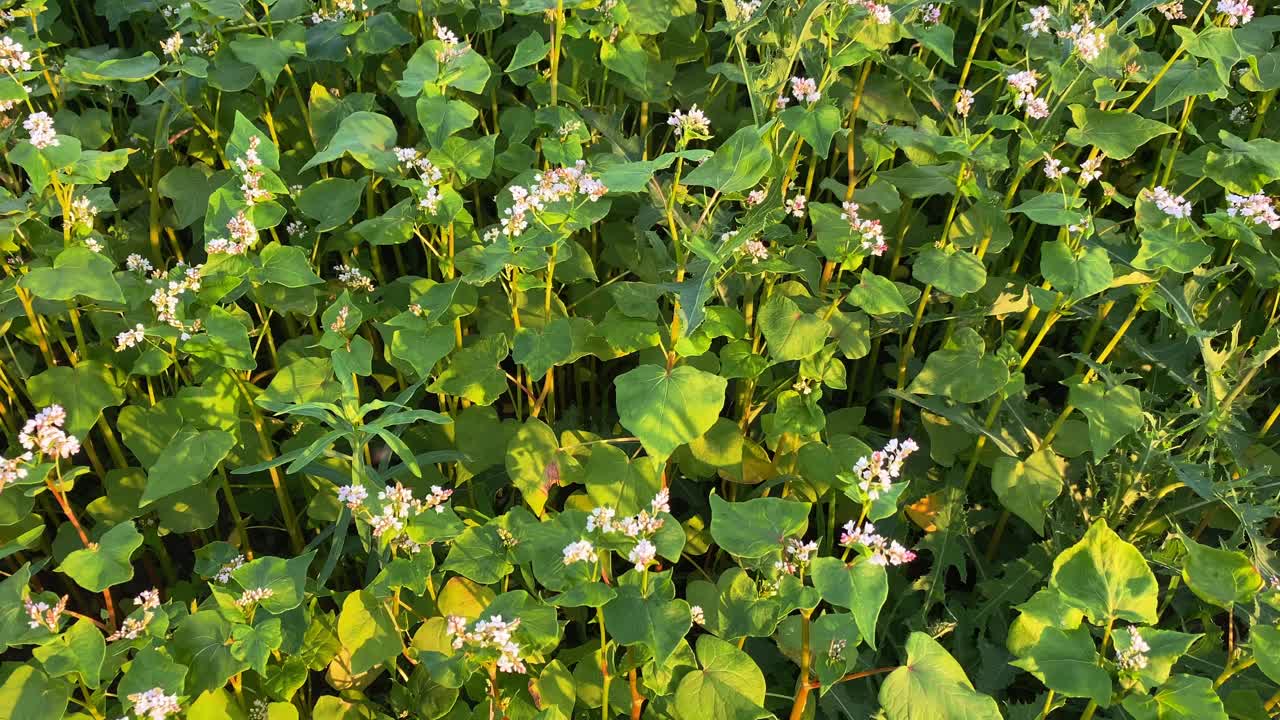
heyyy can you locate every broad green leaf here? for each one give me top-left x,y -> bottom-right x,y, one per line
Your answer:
302,112 -> 397,172
758,295 -> 829,361
683,125 -> 773,194
1121,674 -> 1227,720
848,271 -> 909,315
908,328 -> 1009,403
428,336 -> 509,406
684,568 -> 781,641
1252,625 -> 1280,685
31,617 -> 105,688
505,417 -> 564,516
1012,193 -> 1087,227
63,53 -> 161,84
415,95 -> 480,149
810,556 -> 888,647
1065,105 -> 1175,159
1050,519 -> 1158,625
1114,627 -> 1200,691
253,242 -> 323,288
231,552 -> 316,614
709,494 -> 810,558
604,585 -> 691,666
296,177 -> 368,232
912,247 -> 986,297
673,635 -> 769,720
1010,626 -> 1111,706
780,103 -> 843,158
183,306 -> 255,371
1133,226 -> 1213,274
229,30 -> 305,89
57,521 -> 142,591
991,448 -> 1065,534
506,30 -> 550,71
615,364 -> 727,460
20,247 -> 124,303
1066,380 -> 1143,457
171,611 -> 247,695
443,525 -> 514,584
1178,533 -> 1262,608
0,666 -> 70,720
879,632 -> 1002,720
1040,240 -> 1113,302
513,318 -> 575,381
27,362 -> 124,438
143,427 -> 235,505
337,590 -> 404,675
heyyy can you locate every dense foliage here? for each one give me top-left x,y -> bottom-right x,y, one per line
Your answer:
1,0 -> 1280,718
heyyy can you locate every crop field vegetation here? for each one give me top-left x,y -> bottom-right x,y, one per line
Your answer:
0,0 -> 1278,719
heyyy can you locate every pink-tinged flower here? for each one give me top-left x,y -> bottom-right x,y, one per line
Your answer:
1022,6 -> 1052,36
24,111 -> 58,149
19,405 -> 79,459
629,538 -> 657,572
920,4 -> 941,24
1144,186 -> 1193,219
840,521 -> 916,565
1116,627 -> 1151,670
789,76 -> 821,104
1060,21 -> 1107,62
1078,156 -> 1102,185
1216,0 -> 1253,25
740,238 -> 769,263
785,194 -> 808,217
0,36 -> 32,72
667,105 -> 712,139
955,89 -> 975,117
1025,97 -> 1050,119
775,94 -> 790,110
128,688 -> 181,720
1007,70 -> 1039,97
1042,154 -> 1067,180
1156,2 -> 1186,19
337,484 -> 368,509
852,438 -> 918,500
562,539 -> 597,565
746,188 -> 767,206
842,201 -> 887,255
1226,193 -> 1280,230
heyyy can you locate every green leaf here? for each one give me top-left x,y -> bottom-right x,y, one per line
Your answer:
912,247 -> 987,297
119,647 -> 187,699
428,336 -> 509,406
443,525 -> 514,584
991,447 -> 1065,534
32,617 -> 105,688
20,246 -> 125,303
780,103 -> 843,158
183,306 -> 255,371
1252,625 -> 1280,686
908,328 -> 1009,403
513,318 -> 574,381
57,521 -> 142,591
758,295 -> 829,361
505,417 -> 564,516
302,112 -> 398,172
1040,240 -> 1113,302
848,271 -> 910,315
709,494 -> 810,559
171,611 -> 246,696
1010,626 -> 1111,706
507,30 -> 550,71
583,443 -> 661,516
338,590 -> 404,675
253,242 -> 324,287
604,584 -> 691,666
296,177 -> 369,232
27,361 -> 125,438
1050,519 -> 1158,625
0,666 -> 70,720
810,556 -> 888,647
1133,226 -> 1213,274
231,552 -> 316,614
1065,105 -> 1175,159
1011,193 -> 1087,227
1066,380 -> 1143,457
63,52 -> 161,84
1122,674 -> 1227,720
1178,533 -> 1262,608
231,618 -> 284,676
143,427 -> 235,505
415,95 -> 480,149
684,568 -> 780,641
880,632 -> 1002,720
615,364 -> 727,460
683,125 -> 773,194
1115,627 -> 1200,691
673,635 -> 769,720
229,31 -> 305,89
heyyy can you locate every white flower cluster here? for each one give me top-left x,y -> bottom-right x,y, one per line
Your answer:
337,483 -> 368,509
0,449 -> 31,492
1156,2 -> 1186,19
127,688 -> 181,720
849,0 -> 893,24
740,238 -> 769,264
1227,193 -> 1280,230
1007,71 -> 1049,119
733,0 -> 762,18
920,4 -> 941,24
562,539 -> 598,565
1043,154 -> 1066,180
0,36 -> 31,71
841,201 -> 887,256
208,210 -> 259,256
352,483 -> 454,554
1116,627 -> 1150,670
955,89 -> 975,118
1217,0 -> 1253,25
746,188 -> 767,206
329,305 -> 350,333
789,77 -> 821,104
667,105 -> 712,139
335,264 -> 375,292
311,0 -> 360,24
21,405 -> 80,459
115,324 -> 147,352
853,438 -> 918,500
1059,20 -> 1107,62
236,135 -> 270,204
149,264 -> 203,333
690,605 -> 706,624
25,595 -> 67,632
126,254 -> 153,274
68,196 -> 98,229
775,538 -> 819,575
785,194 -> 808,218
840,522 -> 917,565
214,554 -> 245,584
107,589 -> 163,641
24,111 -> 58,148
1144,185 -> 1193,219
570,490 -> 671,572
500,161 -> 607,238
235,587 -> 275,608
394,146 -> 444,184
160,32 -> 183,56
446,614 -> 526,673
1078,156 -> 1102,185
434,19 -> 467,62
1022,6 -> 1052,36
